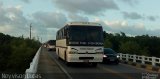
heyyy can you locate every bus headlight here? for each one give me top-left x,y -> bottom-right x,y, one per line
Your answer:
117,55 -> 120,58
103,55 -> 107,57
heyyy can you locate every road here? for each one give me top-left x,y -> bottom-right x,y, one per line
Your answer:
38,47 -> 158,79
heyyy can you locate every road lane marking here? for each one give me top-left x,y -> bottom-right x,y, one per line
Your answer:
98,65 -> 133,79
47,51 -> 73,79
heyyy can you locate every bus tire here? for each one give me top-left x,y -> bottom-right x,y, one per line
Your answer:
64,51 -> 67,61
57,49 -> 61,60
58,57 -> 61,60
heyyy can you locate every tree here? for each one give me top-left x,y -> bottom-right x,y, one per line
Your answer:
102,31 -> 160,57
120,32 -> 126,37
119,41 -> 149,55
0,32 -> 41,72
104,39 -> 112,48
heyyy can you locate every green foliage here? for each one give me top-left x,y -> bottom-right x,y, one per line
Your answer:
104,39 -> 112,48
0,33 -> 41,73
119,41 -> 140,54
0,44 -> 11,71
104,31 -> 160,57
119,41 -> 149,55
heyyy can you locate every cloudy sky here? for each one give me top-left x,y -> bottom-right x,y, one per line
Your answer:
0,0 -> 160,42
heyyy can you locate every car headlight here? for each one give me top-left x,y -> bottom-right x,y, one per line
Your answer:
103,55 -> 107,57
116,55 -> 120,58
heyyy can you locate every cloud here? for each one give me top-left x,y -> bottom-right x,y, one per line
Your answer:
147,16 -> 159,21
0,2 -> 47,41
46,28 -> 58,40
122,12 -> 144,20
67,13 -> 89,22
149,29 -> 160,36
0,25 -> 13,33
0,1 -> 160,42
32,11 -> 67,29
105,20 -> 147,35
122,12 -> 159,21
95,19 -> 160,37
119,0 -> 139,6
0,6 -> 48,41
0,3 -> 29,35
93,18 -> 112,32
31,11 -> 92,41
52,0 -> 119,15
21,0 -> 30,3
0,1 -> 90,42
0,2 -> 3,7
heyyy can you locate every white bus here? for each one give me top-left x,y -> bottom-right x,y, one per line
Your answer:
56,22 -> 104,66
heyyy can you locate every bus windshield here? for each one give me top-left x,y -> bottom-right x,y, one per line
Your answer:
68,26 -> 103,42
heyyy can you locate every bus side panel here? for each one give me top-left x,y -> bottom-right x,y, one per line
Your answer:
56,39 -> 67,61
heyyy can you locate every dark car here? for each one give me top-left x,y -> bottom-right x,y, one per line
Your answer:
103,48 -> 120,64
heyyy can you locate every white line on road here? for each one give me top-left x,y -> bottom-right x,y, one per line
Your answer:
98,65 -> 133,79
48,52 -> 73,79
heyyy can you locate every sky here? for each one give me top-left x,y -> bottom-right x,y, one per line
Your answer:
0,0 -> 160,42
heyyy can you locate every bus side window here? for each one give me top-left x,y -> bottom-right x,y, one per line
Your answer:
64,28 -> 67,38
66,28 -> 69,39
62,29 -> 65,39
64,26 -> 69,39
60,31 -> 62,39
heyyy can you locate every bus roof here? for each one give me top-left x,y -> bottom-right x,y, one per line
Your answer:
66,22 -> 101,26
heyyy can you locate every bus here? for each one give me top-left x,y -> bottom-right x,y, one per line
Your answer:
56,22 -> 104,66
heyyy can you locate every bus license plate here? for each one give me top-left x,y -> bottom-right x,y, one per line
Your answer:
83,60 -> 89,62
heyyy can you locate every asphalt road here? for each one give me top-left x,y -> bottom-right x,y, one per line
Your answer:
39,48 -> 158,79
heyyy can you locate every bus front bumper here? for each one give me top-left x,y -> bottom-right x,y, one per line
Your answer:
67,54 -> 103,63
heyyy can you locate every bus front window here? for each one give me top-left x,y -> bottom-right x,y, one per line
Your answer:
68,26 -> 103,42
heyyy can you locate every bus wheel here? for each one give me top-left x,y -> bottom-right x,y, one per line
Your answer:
58,57 -> 61,60
92,63 -> 97,67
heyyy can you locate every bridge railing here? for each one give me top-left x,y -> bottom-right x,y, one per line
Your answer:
24,46 -> 42,79
119,53 -> 160,66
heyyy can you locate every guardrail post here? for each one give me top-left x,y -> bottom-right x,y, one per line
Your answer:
152,57 -> 156,66
141,56 -> 145,64
119,53 -> 122,60
126,54 -> 129,61
133,55 -> 136,63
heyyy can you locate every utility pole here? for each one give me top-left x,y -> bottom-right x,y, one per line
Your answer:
30,23 -> 32,39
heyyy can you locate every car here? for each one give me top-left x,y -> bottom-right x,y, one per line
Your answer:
103,48 -> 120,64
47,40 -> 56,51
43,43 -> 47,48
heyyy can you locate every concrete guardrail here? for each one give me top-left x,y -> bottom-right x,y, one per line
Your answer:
24,47 -> 42,79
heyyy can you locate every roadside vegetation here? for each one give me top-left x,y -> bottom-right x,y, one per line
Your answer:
0,31 -> 160,72
0,33 -> 41,73
104,31 -> 160,57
